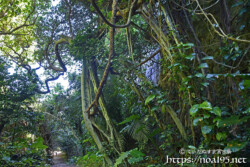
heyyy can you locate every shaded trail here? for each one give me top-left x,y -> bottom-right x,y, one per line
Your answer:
51,152 -> 75,167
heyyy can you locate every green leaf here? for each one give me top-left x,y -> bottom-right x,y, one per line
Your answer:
128,157 -> 144,164
239,8 -> 247,16
183,43 -> 194,46
200,101 -> 212,110
225,141 -> 247,152
195,73 -> 203,78
243,80 -> 250,88
129,149 -> 145,157
185,53 -> 195,60
203,113 -> 210,119
118,115 -> 140,125
145,94 -> 156,105
202,56 -> 213,60
201,82 -> 209,87
158,99 -> 167,104
152,106 -> 159,111
198,63 -> 209,68
114,151 -> 130,167
240,25 -> 245,31
182,43 -> 194,48
243,108 -> 250,114
213,117 -> 221,123
216,132 -> 227,141
201,125 -> 212,134
206,74 -> 216,78
232,1 -> 243,8
193,117 -> 203,126
128,149 -> 145,164
189,104 -> 200,117
2,156 -> 11,162
210,107 -> 221,117
82,139 -> 90,143
188,145 -> 196,149
217,116 -> 250,127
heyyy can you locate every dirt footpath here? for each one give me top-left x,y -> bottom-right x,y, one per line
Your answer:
51,152 -> 75,167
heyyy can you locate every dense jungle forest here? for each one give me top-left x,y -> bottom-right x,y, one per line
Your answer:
0,0 -> 250,166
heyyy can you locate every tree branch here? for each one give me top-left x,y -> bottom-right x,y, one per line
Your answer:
86,0 -> 118,114
44,37 -> 70,72
91,0 -> 137,28
195,0 -> 250,44
0,0 -> 37,35
137,48 -> 160,67
36,73 -> 64,94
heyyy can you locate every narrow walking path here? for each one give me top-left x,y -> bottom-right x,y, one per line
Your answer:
51,152 -> 75,167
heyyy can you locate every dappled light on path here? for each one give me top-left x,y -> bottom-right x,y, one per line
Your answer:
52,152 -> 75,167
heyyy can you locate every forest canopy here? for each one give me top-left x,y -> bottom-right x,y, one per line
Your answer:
0,0 -> 249,166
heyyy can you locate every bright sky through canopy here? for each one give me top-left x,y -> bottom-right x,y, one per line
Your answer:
7,0 -> 70,90
52,0 -> 60,6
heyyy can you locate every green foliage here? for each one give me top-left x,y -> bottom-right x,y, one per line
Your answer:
216,115 -> 250,127
74,152 -> 103,167
114,151 -> 130,167
0,138 -> 49,167
216,132 -> 227,141
225,141 -> 248,153
70,28 -> 107,61
189,101 -> 249,153
199,101 -> 212,110
0,57 -> 49,166
189,104 -> 200,117
114,148 -> 145,167
201,125 -> 212,134
30,137 -> 48,150
71,140 -> 103,167
145,95 -> 156,105
118,115 -> 140,125
1,0 -> 250,166
39,85 -> 85,160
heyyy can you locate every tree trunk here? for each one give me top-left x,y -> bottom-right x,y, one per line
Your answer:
81,62 -> 113,166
